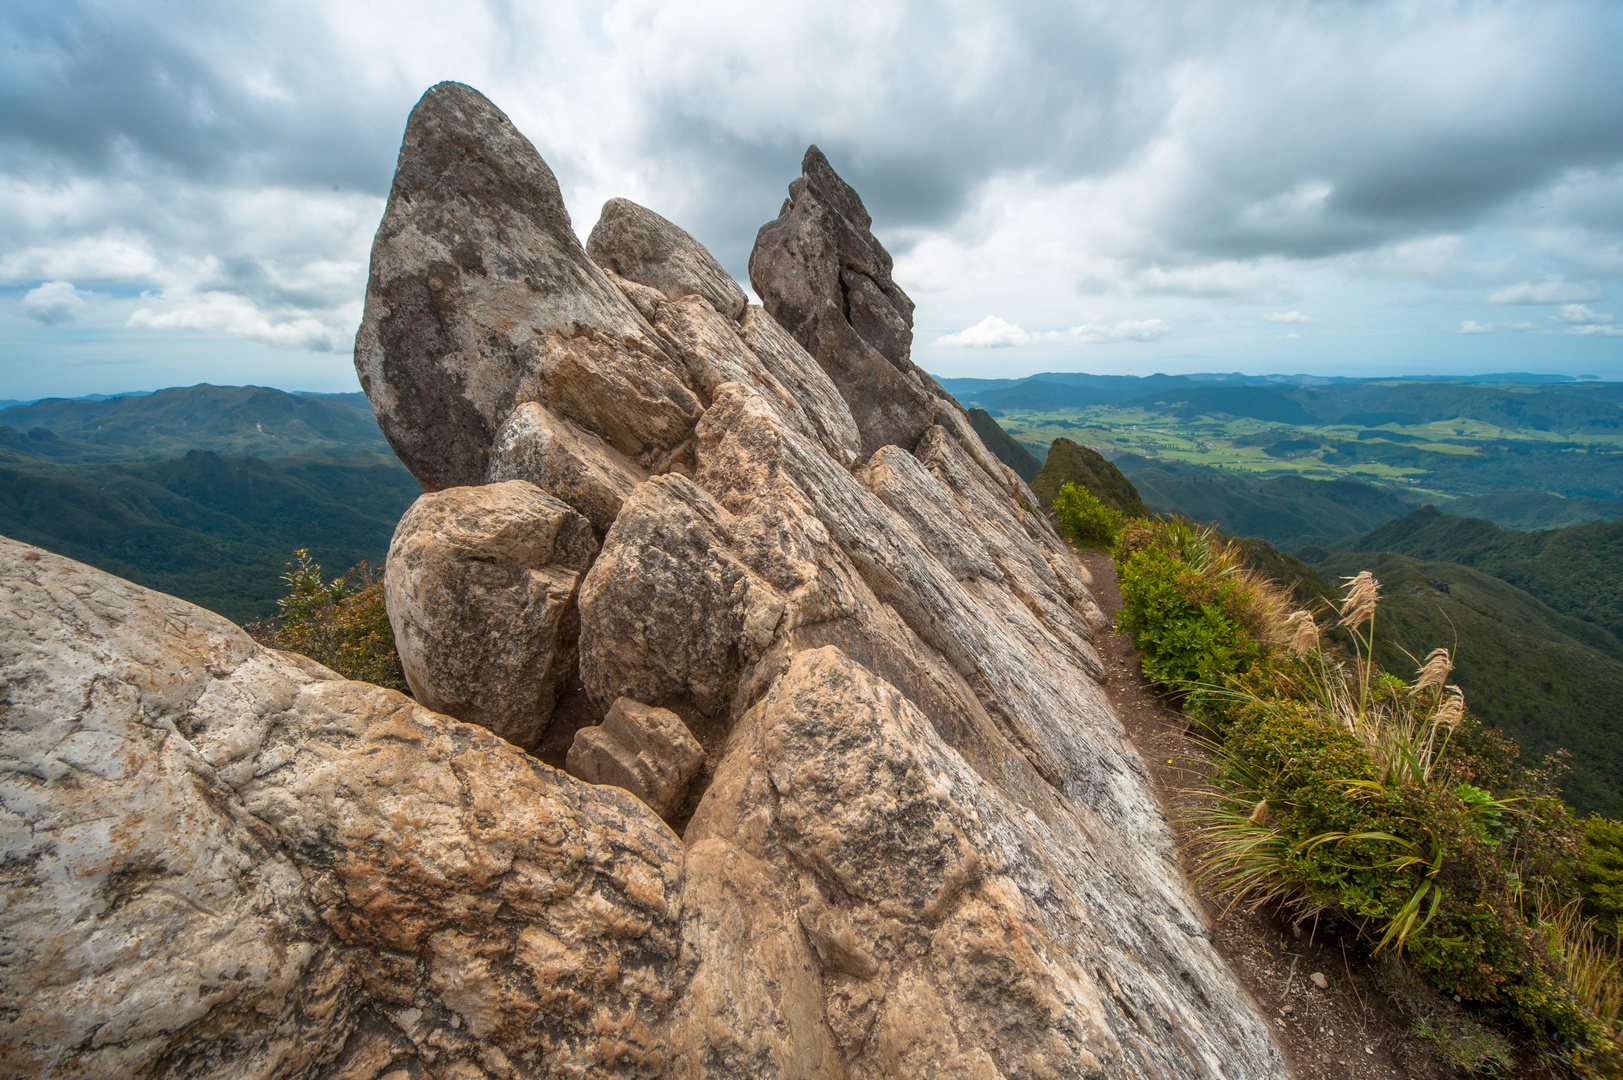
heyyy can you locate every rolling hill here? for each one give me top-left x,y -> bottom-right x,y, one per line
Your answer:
1327,507 -> 1623,654
1117,456 -> 1419,547
0,384 -> 389,462
0,384 -> 420,625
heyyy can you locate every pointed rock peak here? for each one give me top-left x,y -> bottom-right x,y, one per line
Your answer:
391,80 -> 575,243
800,145 -> 872,232
587,197 -> 749,319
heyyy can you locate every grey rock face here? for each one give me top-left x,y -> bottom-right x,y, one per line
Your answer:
0,81 -> 1286,1080
748,146 -> 945,456
355,81 -> 701,490
587,197 -> 750,320
385,479 -> 597,748
566,696 -> 705,819
0,538 -> 683,1080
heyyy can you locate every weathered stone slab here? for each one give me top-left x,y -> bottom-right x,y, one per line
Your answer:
566,697 -> 705,819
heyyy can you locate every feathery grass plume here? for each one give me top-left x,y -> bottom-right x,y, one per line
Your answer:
1410,648 -> 1453,694
1337,570 -> 1380,629
1248,799 -> 1270,825
1337,570 -> 1381,718
1433,686 -> 1466,733
1282,609 -> 1320,654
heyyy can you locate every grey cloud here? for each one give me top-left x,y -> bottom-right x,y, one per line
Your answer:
1,0 -> 406,192
3,0 -> 1622,375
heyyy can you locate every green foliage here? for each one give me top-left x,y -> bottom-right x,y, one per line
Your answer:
1031,437 -> 1148,515
1114,517 -> 1270,695
1581,816 -> 1623,938
265,550 -> 408,692
1052,482 -> 1126,548
1117,519 -> 1616,1061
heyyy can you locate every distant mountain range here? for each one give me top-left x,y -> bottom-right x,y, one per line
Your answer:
0,384 -> 388,462
941,372 -> 1623,435
0,384 -> 419,624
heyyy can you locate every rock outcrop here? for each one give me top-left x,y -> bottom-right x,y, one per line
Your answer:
1,80 -> 1286,1080
0,538 -> 682,1080
748,146 -> 949,457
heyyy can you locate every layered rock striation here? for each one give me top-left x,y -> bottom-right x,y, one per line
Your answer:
1,80 -> 1284,1079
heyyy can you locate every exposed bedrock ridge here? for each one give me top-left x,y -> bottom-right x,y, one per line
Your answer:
353,81 -> 1281,1078
0,80 -> 1284,1080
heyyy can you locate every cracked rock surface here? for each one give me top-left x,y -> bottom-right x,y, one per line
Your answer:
1,80 -> 1285,1080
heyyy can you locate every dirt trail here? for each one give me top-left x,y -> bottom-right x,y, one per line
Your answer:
1077,549 -> 1468,1080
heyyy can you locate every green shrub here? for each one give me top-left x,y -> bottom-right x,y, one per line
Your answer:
1052,481 -> 1124,547
1113,518 -> 1287,719
1120,518 -> 1614,1061
263,549 -> 408,692
1581,816 -> 1623,939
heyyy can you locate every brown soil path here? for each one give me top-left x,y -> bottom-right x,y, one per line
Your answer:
1077,549 -> 1468,1080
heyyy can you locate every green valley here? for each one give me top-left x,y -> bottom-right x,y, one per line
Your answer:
0,385 -> 421,625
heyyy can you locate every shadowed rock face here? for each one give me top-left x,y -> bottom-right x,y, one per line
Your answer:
2,81 -> 1285,1080
748,146 -> 949,457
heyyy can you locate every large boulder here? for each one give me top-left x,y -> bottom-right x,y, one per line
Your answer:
355,81 -> 702,490
385,479 -> 597,748
0,538 -> 684,1080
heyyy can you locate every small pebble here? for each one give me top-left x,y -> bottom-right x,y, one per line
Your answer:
1309,971 -> 1328,989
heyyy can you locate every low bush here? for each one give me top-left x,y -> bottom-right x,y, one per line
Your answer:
1581,816 -> 1623,939
1113,517 -> 1619,1069
255,549 -> 408,692
1052,481 -> 1125,547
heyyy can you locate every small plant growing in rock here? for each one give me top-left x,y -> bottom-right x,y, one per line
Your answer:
259,549 -> 408,693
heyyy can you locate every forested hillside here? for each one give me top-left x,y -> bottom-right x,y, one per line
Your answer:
0,384 -> 387,461
1118,456 -> 1418,546
1332,507 -> 1623,651
0,451 -> 420,624
0,385 -> 419,624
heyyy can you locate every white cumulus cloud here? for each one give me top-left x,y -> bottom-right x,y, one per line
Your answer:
1559,303 -> 1614,324
935,315 -> 1171,348
1487,277 -> 1603,304
18,280 -> 95,324
1460,320 -> 1536,334
1265,311 -> 1317,323
127,287 -> 359,352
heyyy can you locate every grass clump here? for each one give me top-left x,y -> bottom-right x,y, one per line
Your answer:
255,548 -> 408,692
1376,957 -> 1517,1075
1113,516 -> 1620,1071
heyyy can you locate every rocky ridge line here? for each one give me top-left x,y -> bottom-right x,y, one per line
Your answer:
0,80 -> 1285,1080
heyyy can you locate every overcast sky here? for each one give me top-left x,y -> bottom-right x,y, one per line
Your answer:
3,0 -> 1622,400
